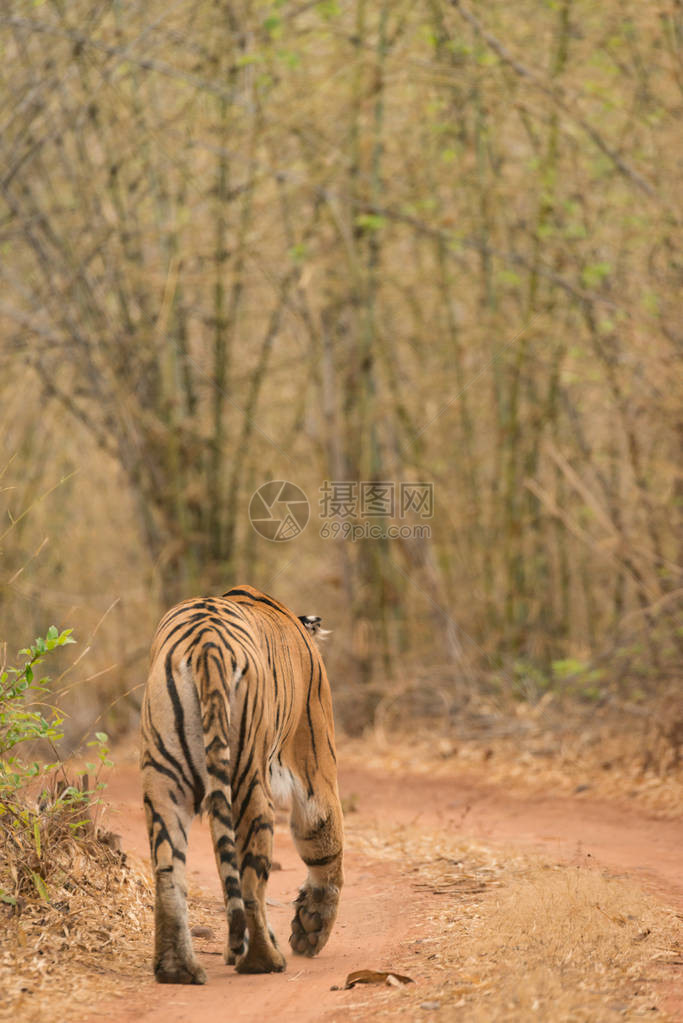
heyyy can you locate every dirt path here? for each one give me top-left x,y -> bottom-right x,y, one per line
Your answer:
80,760 -> 683,1023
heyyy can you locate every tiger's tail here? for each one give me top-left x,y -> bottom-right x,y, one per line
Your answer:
197,646 -> 247,964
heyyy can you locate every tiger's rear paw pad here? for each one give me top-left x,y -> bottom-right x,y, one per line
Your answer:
235,945 -> 286,974
289,885 -> 338,957
155,955 -> 207,985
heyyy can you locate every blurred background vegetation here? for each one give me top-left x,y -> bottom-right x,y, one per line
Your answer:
1,0 -> 680,740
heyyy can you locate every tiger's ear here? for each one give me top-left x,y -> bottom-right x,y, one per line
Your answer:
298,614 -> 321,633
298,615 -> 331,642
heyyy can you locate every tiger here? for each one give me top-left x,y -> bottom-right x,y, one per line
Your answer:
140,584 -> 343,983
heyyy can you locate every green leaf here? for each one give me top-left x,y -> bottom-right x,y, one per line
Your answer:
316,0 -> 340,17
581,262 -> 611,289
277,48 -> 301,68
69,818 -> 92,832
496,268 -> 522,288
552,658 -> 588,679
32,873 -> 49,901
236,52 -> 264,68
354,213 -> 386,233
641,289 -> 660,316
288,243 -> 308,264
263,14 -> 281,36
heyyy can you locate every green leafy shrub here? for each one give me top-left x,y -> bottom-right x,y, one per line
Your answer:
0,627 -> 113,907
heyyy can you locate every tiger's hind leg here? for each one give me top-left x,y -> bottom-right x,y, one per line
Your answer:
232,780 -> 286,974
142,777 -> 206,985
204,750 -> 247,968
289,784 -> 344,958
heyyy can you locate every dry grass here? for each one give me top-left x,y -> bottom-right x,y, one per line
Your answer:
0,803 -> 153,1023
341,690 -> 683,817
1,729 -> 680,1022
341,820 -> 683,1022
1,794 -> 679,1023
440,864 -> 680,1022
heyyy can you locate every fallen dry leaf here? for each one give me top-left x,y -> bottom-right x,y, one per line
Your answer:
343,968 -> 414,989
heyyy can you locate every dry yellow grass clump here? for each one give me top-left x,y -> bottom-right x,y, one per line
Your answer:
450,865 -> 680,1021
0,834 -> 153,1023
343,821 -> 682,1022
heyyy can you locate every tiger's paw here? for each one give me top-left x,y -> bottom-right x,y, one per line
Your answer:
154,951 -> 207,985
289,884 -> 339,957
235,942 -> 286,974
225,943 -> 246,965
